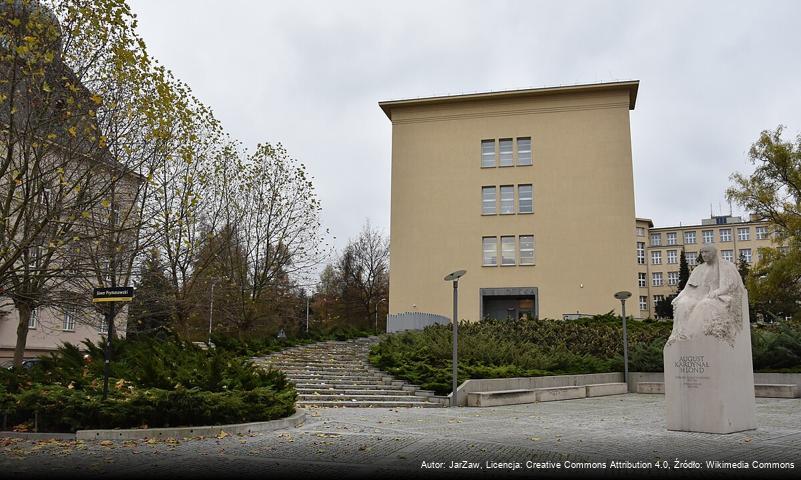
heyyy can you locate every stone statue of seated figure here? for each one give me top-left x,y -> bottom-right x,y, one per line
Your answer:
668,244 -> 745,347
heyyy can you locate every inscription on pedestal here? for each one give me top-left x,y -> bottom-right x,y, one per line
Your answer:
673,355 -> 711,389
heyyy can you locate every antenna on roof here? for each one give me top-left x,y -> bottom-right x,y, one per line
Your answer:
728,200 -> 733,216
710,203 -> 714,217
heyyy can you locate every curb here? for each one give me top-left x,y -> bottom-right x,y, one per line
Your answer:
0,409 -> 305,441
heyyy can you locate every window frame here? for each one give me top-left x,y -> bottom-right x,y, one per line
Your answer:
500,235 -> 516,266
498,138 -> 514,167
519,235 -> 535,265
481,186 -> 497,215
481,139 -> 496,168
518,184 -> 533,214
499,185 -> 515,215
482,237 -> 498,266
516,137 -> 532,166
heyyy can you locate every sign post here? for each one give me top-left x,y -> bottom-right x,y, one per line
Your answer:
444,270 -> 466,407
93,287 -> 134,400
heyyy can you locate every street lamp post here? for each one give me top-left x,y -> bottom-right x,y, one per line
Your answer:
614,291 -> 632,384
375,298 -> 387,333
208,281 -> 215,347
444,270 -> 466,407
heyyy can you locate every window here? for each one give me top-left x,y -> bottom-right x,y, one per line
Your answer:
481,140 -> 495,167
739,248 -> 752,264
28,308 -> 38,329
518,184 -> 533,213
501,236 -> 516,265
638,272 -> 647,288
721,249 -> 734,262
636,227 -> 645,237
668,272 -> 679,286
719,228 -> 731,242
650,233 -> 661,246
482,186 -> 496,215
685,251 -> 697,266
666,232 -> 677,245
499,186 -> 514,214
667,250 -> 677,264
737,227 -> 750,241
63,308 -> 76,331
651,251 -> 661,265
702,230 -> 714,244
499,138 -> 513,167
636,242 -> 645,264
482,237 -> 497,266
684,231 -> 696,244
756,226 -> 768,240
639,296 -> 648,311
517,137 -> 532,166
652,272 -> 663,287
654,294 -> 665,304
519,235 -> 534,265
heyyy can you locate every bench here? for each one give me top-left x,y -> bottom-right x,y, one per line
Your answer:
534,386 -> 586,402
467,389 -> 536,407
637,381 -> 800,398
585,383 -> 628,397
755,384 -> 799,398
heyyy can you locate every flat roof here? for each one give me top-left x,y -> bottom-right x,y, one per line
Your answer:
378,80 -> 639,119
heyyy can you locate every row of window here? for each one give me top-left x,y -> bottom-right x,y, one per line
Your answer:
482,235 -> 535,266
481,137 -> 532,168
639,295 -> 670,312
639,271 -> 680,287
27,308 -> 108,333
642,248 -> 754,266
647,226 -> 769,246
481,185 -> 533,215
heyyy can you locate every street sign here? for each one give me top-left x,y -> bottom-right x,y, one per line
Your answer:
93,287 -> 134,303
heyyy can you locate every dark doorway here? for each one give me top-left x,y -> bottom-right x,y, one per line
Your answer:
480,287 -> 538,320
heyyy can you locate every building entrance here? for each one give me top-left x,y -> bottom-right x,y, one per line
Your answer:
480,287 -> 538,320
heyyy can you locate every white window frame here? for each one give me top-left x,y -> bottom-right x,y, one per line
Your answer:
684,231 -> 696,244
652,272 -> 663,287
702,230 -> 714,244
636,227 -> 645,237
756,226 -> 768,240
720,250 -> 733,262
481,139 -> 495,168
668,272 -> 679,286
666,232 -> 677,245
667,250 -> 677,264
519,235 -> 534,265
499,185 -> 514,214
501,236 -> 516,266
518,184 -> 533,214
650,233 -> 661,246
651,251 -> 662,265
719,228 -> 732,242
685,251 -> 697,266
638,272 -> 647,288
738,227 -> 750,241
482,237 -> 498,266
516,137 -> 532,166
482,186 -> 496,215
739,248 -> 752,264
499,138 -> 514,167
639,296 -> 648,311
636,242 -> 645,265
63,308 -> 76,332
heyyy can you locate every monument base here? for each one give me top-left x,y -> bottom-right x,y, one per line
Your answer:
664,327 -> 756,434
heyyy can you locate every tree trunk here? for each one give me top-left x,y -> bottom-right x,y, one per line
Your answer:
13,302 -> 32,367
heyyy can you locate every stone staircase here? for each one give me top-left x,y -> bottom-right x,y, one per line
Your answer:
254,336 -> 446,408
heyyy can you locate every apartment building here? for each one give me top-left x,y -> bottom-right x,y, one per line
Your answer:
380,81 -> 640,321
635,214 -> 778,319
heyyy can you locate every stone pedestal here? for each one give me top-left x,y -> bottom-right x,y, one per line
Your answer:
663,294 -> 756,434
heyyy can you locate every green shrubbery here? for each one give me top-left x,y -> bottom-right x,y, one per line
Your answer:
210,325 -> 375,356
370,316 -> 801,395
0,335 -> 296,432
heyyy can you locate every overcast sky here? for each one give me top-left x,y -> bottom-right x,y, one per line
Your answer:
128,0 -> 801,255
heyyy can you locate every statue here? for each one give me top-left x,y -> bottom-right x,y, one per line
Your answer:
668,245 -> 744,347
663,244 -> 755,434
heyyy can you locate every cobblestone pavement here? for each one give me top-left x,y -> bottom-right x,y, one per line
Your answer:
2,394 -> 800,479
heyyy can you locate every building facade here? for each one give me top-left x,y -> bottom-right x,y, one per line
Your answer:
380,81 -> 640,321
635,214 -> 778,319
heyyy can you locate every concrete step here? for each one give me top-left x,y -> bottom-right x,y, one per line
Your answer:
285,374 -> 387,382
296,388 -> 415,396
297,400 -> 443,408
293,383 -> 405,390
298,394 -> 428,402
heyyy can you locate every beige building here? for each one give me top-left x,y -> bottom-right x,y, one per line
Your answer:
635,214 -> 778,319
380,81 -> 640,321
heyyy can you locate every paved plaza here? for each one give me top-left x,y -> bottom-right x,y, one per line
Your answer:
1,394 -> 800,479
